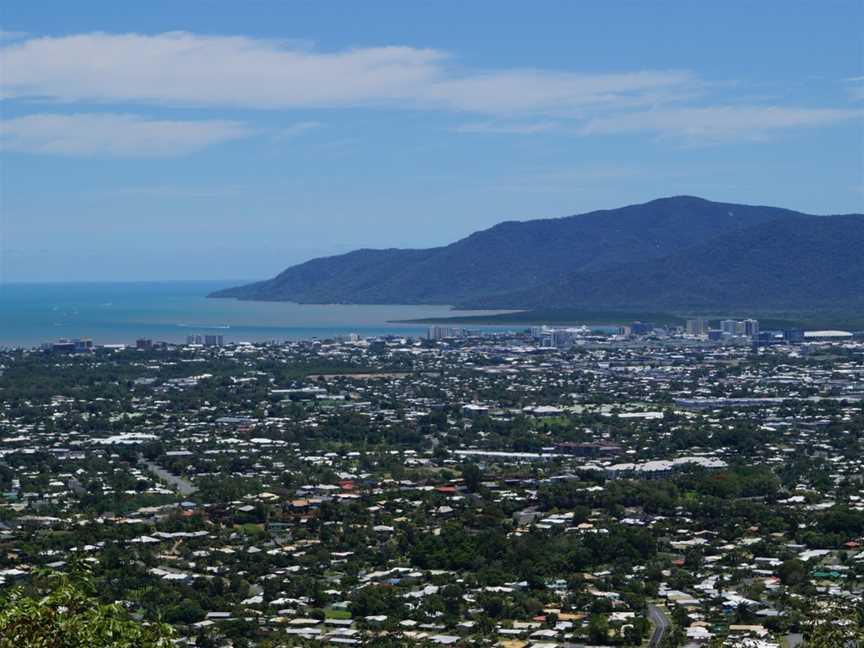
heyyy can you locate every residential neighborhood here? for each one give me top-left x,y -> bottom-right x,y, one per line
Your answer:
1,327 -> 863,646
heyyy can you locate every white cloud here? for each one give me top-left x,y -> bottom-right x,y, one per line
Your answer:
274,121 -> 322,141
1,31 -> 858,146
454,121 -> 559,135
579,106 -> 863,140
0,113 -> 252,156
419,69 -> 697,114
0,31 -> 695,114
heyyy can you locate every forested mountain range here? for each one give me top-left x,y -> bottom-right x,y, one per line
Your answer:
211,196 -> 864,314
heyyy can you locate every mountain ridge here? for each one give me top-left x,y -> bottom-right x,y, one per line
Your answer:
461,214 -> 864,311
210,196 -> 864,315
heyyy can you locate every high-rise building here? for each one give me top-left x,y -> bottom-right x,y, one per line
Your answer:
743,319 -> 760,337
686,318 -> 708,335
719,318 -> 760,337
551,329 -> 575,348
428,326 -> 464,340
204,334 -> 224,347
783,329 -> 804,343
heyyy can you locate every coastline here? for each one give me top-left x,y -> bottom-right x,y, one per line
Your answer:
390,308 -> 864,331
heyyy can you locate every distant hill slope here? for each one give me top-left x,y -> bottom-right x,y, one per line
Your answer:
462,215 -> 864,311
213,196 -> 822,304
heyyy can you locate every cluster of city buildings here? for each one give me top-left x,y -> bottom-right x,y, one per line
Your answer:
185,334 -> 226,347
2,328 -> 863,646
685,317 -> 759,339
45,337 -> 94,352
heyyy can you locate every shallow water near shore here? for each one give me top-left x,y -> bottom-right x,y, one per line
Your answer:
0,280 -> 515,347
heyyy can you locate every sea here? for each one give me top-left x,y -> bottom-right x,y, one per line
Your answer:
0,280 -> 517,348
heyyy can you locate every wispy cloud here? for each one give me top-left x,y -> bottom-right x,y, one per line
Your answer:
578,106 -> 863,141
0,31 -> 695,115
0,113 -> 252,156
274,121 -> 322,141
82,184 -> 253,198
454,121 -> 560,135
845,76 -> 864,102
0,31 -> 860,147
418,69 -> 698,114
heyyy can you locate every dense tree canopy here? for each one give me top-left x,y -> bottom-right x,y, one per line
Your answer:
0,569 -> 173,648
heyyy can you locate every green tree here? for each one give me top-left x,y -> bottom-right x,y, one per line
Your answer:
588,613 -> 609,644
803,604 -> 864,647
461,462 -> 483,492
779,558 -> 808,587
0,569 -> 173,648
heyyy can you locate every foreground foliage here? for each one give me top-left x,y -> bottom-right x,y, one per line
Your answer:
0,567 -> 173,648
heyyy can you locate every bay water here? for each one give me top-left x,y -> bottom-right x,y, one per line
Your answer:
0,281 -> 515,347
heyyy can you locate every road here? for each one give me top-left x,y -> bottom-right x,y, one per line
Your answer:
140,458 -> 198,496
647,604 -> 670,648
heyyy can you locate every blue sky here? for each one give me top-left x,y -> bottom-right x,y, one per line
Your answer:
2,1 -> 862,281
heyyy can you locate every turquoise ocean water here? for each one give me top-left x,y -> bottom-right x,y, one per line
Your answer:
0,281 -> 516,348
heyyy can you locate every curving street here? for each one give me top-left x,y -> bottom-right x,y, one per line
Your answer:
647,604 -> 670,648
140,457 -> 198,496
